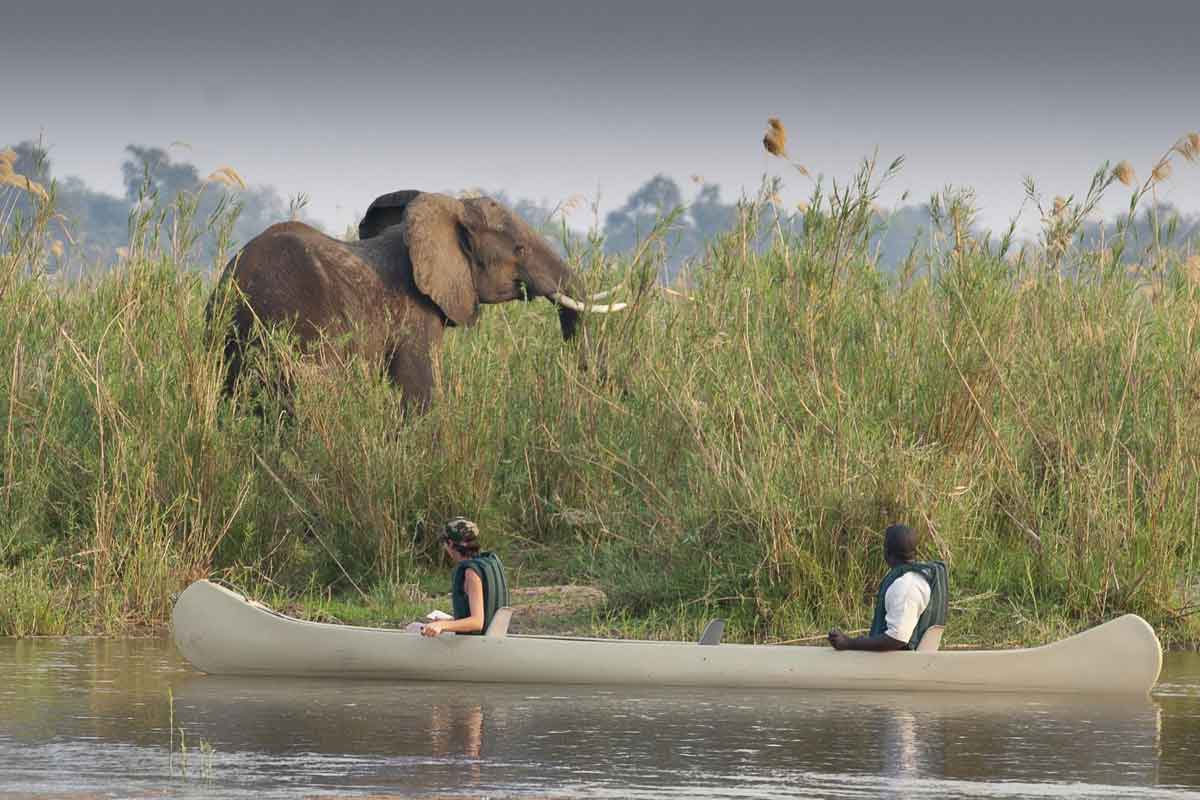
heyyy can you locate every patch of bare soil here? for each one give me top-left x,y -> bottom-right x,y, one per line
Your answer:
506,584 -> 607,635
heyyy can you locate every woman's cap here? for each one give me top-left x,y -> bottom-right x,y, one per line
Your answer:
441,517 -> 479,545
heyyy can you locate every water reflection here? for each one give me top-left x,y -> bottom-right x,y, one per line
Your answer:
1,638 -> 1198,799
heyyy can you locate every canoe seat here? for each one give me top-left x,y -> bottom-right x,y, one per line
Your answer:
916,624 -> 944,652
698,619 -> 725,645
485,607 -> 514,638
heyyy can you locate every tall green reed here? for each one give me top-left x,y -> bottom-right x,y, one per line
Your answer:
1,136 -> 1198,645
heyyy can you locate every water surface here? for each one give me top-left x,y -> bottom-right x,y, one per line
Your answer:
1,638 -> 1198,798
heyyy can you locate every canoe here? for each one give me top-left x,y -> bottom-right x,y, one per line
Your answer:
171,580 -> 1163,695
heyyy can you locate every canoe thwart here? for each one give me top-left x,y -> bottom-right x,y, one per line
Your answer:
699,619 -> 725,645
486,607 -> 514,638
917,625 -> 945,652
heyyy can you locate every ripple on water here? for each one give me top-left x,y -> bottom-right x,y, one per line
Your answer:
0,638 -> 1199,799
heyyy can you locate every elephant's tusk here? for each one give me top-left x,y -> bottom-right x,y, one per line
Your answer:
550,292 -> 628,313
588,282 -> 626,301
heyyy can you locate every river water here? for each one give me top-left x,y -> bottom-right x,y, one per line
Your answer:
0,639 -> 1197,799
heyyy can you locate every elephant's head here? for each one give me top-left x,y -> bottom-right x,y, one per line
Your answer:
363,191 -> 623,338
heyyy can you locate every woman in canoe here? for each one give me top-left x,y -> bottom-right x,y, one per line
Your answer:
421,517 -> 510,637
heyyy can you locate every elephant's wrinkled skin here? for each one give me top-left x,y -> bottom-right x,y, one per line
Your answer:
208,191 -> 618,409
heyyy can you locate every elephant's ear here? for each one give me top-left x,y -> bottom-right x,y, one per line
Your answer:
358,190 -> 423,239
403,193 -> 479,326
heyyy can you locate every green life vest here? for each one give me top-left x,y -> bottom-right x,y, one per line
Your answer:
450,552 -> 509,634
868,560 -> 948,650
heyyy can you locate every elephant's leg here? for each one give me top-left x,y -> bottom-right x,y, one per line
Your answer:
387,345 -> 435,413
220,334 -> 245,397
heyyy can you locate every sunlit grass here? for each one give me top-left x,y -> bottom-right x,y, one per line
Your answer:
2,132 -> 1199,647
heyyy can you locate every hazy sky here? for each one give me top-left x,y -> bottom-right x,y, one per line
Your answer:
4,0 -> 1198,236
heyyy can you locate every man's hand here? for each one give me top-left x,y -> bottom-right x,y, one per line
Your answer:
422,620 -> 448,637
827,629 -> 908,651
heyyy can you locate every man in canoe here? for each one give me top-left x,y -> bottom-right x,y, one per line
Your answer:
421,517 -> 510,637
828,523 -> 948,652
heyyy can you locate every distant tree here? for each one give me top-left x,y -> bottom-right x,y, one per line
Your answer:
868,204 -> 935,273
603,174 -> 684,255
122,145 -> 201,202
9,140 -> 51,185
1078,202 -> 1200,265
690,183 -> 737,241
1,139 -> 299,274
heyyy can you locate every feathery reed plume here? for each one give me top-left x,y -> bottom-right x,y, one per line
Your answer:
115,247 -> 129,259
222,166 -> 247,189
763,117 -> 788,158
559,194 -> 585,214
1186,255 -> 1200,286
0,148 -> 15,168
0,173 -> 49,203
1113,160 -> 1137,187
690,174 -> 705,185
1151,159 -> 1172,183
761,117 -> 812,177
50,240 -> 64,258
1173,133 -> 1200,163
204,166 -> 247,190
1052,196 -> 1069,217
0,161 -> 12,179
796,200 -> 810,213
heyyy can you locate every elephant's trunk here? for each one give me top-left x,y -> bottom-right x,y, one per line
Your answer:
558,306 -> 581,340
524,252 -> 625,336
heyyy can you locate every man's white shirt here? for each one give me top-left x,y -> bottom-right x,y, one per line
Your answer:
884,571 -> 931,643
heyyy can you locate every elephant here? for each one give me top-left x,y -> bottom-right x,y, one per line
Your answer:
207,190 -> 625,410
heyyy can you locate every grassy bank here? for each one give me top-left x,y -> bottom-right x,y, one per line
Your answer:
2,152 -> 1199,648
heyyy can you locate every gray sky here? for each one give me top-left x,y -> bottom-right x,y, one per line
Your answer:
3,0 -> 1198,236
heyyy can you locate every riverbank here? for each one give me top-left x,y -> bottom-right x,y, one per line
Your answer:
199,573 -> 1200,651
9,576 -> 1191,652
2,155 -> 1199,647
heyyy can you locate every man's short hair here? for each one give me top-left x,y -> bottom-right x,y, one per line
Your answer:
884,523 -> 919,562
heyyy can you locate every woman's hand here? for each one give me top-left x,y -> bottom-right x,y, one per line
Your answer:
422,621 -> 448,637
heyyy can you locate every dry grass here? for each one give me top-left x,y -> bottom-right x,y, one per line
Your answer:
1113,160 -> 1137,187
1151,159 -> 1172,183
203,166 -> 247,190
1173,132 -> 1200,162
1,130 -> 1199,647
762,117 -> 788,157
762,116 -> 811,177
0,172 -> 49,203
0,148 -> 49,202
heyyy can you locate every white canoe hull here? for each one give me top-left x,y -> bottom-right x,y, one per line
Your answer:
171,580 -> 1163,695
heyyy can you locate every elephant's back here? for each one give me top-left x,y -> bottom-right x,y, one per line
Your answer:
227,222 -> 385,338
